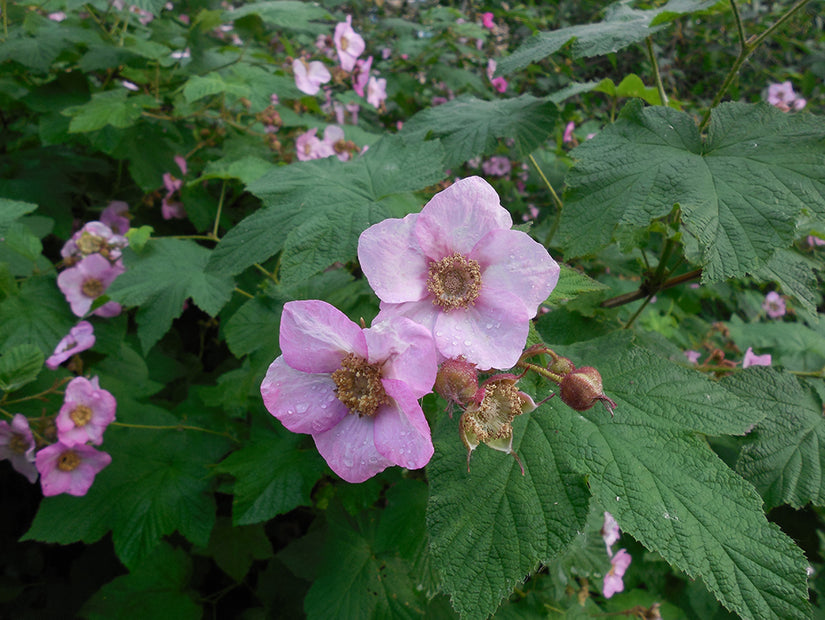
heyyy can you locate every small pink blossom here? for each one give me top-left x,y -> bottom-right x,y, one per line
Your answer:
490,76 -> 508,93
36,442 -> 111,497
346,101 -> 360,124
358,176 -> 560,370
46,321 -> 96,370
295,127 -> 335,161
743,347 -> 772,369
603,549 -> 632,598
260,300 -> 437,483
100,201 -> 131,235
121,80 -> 140,91
292,58 -> 331,96
807,235 -> 825,247
481,156 -> 511,177
762,291 -> 786,319
48,11 -> 67,21
57,254 -> 125,318
481,12 -> 496,30
55,376 -> 117,447
352,56 -> 373,97
323,125 -> 351,162
366,76 -> 387,109
333,15 -> 365,72
0,414 -> 38,483
61,221 -> 128,262
684,350 -> 701,364
767,81 -> 806,112
562,121 -> 576,144
601,512 -> 620,555
486,59 -> 497,82
161,156 -> 187,220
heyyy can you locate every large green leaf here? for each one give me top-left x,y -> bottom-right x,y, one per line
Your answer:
0,344 -> 44,392
226,1 -> 332,33
107,239 -> 235,352
209,136 -> 444,284
65,89 -> 157,133
497,0 -> 723,75
23,403 -> 231,569
81,542 -> 201,620
724,368 -> 825,509
545,334 -> 810,620
399,94 -> 559,168
0,198 -> 37,232
560,101 -> 825,282
0,276 -> 75,355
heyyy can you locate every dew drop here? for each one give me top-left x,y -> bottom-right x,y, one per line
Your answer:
295,402 -> 308,414
463,339 -> 472,346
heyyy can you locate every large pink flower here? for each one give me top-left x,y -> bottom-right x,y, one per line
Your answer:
293,58 -> 331,95
36,442 -> 111,497
55,376 -> 116,446
260,300 -> 437,483
57,253 -> 125,318
358,176 -> 560,370
333,15 -> 365,72
0,414 -> 38,483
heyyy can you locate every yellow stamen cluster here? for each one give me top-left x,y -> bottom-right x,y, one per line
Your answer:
332,353 -> 388,417
426,252 -> 482,311
57,450 -> 81,472
81,278 -> 105,298
70,405 -> 93,427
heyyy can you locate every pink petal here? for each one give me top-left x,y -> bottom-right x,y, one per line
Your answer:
373,379 -> 433,470
471,228 -> 560,315
415,177 -> 512,258
358,213 -> 430,303
364,317 -> 437,398
261,356 -> 348,434
280,300 -> 366,373
312,414 -> 393,483
433,289 -> 530,370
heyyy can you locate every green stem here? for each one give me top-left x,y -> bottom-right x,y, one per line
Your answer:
699,0 -> 812,132
212,181 -> 227,238
515,361 -> 564,384
623,295 -> 653,329
111,421 -> 239,442
234,287 -> 254,299
645,37 -> 669,106
529,154 -> 564,247
730,0 -> 747,52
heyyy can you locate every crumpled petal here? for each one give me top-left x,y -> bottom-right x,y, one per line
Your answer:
363,318 -> 436,398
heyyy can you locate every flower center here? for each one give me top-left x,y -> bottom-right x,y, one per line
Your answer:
81,277 -> 104,298
70,405 -> 93,427
331,353 -> 388,417
77,233 -> 105,255
465,381 -> 522,442
57,449 -> 81,472
340,36 -> 349,52
9,433 -> 28,454
427,252 -> 482,311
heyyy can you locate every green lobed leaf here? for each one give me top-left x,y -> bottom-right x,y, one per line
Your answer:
198,155 -> 276,186
0,344 -> 44,392
399,94 -> 559,168
0,198 -> 37,232
754,248 -> 822,316
81,542 -> 201,620
202,518 -> 274,582
497,0 -> 721,75
214,430 -> 325,526
211,135 -> 444,283
560,101 -> 825,282
724,367 -> 825,509
23,402 -> 231,569
182,74 -> 250,104
107,239 -> 235,353
426,411 -> 591,619
65,90 -> 157,133
546,335 -> 811,620
0,276 -> 75,356
726,318 -> 825,372
226,0 -> 332,33
544,264 -> 609,309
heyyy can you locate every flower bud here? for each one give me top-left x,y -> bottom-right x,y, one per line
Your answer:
434,358 -> 478,406
559,366 -> 616,416
548,354 -> 575,377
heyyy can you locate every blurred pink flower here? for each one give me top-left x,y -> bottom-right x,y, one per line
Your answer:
0,414 -> 38,483
808,235 -> 825,247
563,121 -> 576,143
46,321 -> 96,370
100,201 -> 131,235
481,156 -> 511,177
684,350 -> 701,364
61,221 -> 128,262
366,75 -> 387,109
762,291 -> 786,319
767,81 -> 806,112
743,347 -> 771,369
603,549 -> 632,598
334,15 -> 365,72
352,56 -> 373,97
57,254 -> 124,318
358,176 -> 560,369
481,12 -> 495,30
36,442 -> 111,497
48,11 -> 67,21
601,512 -> 620,555
292,58 -> 331,95
55,376 -> 116,447
491,76 -> 507,93
161,156 -> 187,220
260,300 -> 437,483
295,127 -> 335,161
345,101 -> 360,124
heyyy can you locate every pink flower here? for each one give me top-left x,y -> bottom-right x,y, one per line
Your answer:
295,127 -> 336,161
46,321 -> 96,370
352,56 -> 373,97
161,156 -> 187,220
743,347 -> 772,369
57,254 -> 125,318
762,291 -> 786,318
61,221 -> 128,262
684,350 -> 701,364
563,121 -> 576,143
323,125 -> 351,162
36,442 -> 111,497
260,300 -> 437,483
486,59 -> 497,81
48,11 -> 67,21
366,76 -> 387,109
490,76 -> 508,93
481,12 -> 496,30
358,176 -> 560,370
346,101 -> 360,124
55,376 -> 116,446
767,81 -> 806,112
293,58 -> 331,95
100,201 -> 131,235
601,512 -> 620,555
481,156 -> 511,177
603,549 -> 632,598
0,414 -> 38,483
334,15 -> 365,72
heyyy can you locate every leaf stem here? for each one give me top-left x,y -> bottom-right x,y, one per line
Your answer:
234,287 -> 254,299
529,154 -> 564,247
516,361 -> 564,384
645,37 -> 669,106
601,268 -> 702,309
212,180 -> 227,238
110,421 -> 239,442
